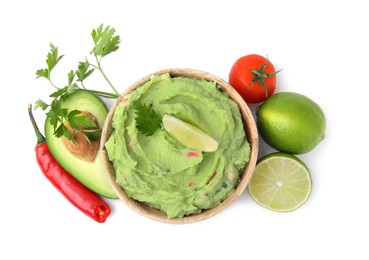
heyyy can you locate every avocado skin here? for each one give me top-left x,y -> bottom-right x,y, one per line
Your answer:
45,90 -> 117,199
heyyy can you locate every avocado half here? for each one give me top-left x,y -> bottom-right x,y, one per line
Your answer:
45,90 -> 117,199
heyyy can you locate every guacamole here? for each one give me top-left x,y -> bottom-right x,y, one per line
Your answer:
105,73 -> 250,218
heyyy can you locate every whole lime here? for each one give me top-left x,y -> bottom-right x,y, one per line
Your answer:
256,92 -> 326,154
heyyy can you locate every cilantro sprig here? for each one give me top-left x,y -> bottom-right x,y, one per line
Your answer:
133,101 -> 162,136
35,24 -> 121,143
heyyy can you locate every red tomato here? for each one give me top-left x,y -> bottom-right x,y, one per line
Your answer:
229,54 -> 280,103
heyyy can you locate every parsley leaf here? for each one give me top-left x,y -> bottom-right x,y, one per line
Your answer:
49,86 -> 68,99
133,101 -> 162,136
54,122 -> 72,140
47,43 -> 64,71
34,99 -> 49,110
67,110 -> 101,143
91,24 -> 120,57
76,59 -> 95,83
36,43 -> 64,82
35,68 -> 49,79
71,112 -> 97,131
67,110 -> 94,129
68,70 -> 75,86
82,129 -> 102,142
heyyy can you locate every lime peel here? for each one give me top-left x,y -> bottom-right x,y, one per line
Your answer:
162,114 -> 219,152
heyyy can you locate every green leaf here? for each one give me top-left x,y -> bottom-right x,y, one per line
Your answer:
47,43 -> 64,71
100,35 -> 120,57
76,60 -> 95,82
54,123 -> 73,141
49,86 -> 68,99
35,68 -> 49,79
91,24 -> 120,57
35,43 -> 64,82
54,123 -> 65,138
67,110 -> 97,130
46,108 -> 59,130
62,128 -> 74,141
82,129 -> 102,142
66,110 -> 83,129
133,101 -> 162,136
34,99 -> 49,110
68,70 -> 75,86
51,99 -> 68,119
66,83 -> 78,94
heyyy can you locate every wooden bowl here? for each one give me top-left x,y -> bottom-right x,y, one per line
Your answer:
100,68 -> 258,224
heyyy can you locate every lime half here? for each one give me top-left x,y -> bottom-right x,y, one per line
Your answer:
248,152 -> 312,212
163,114 -> 219,152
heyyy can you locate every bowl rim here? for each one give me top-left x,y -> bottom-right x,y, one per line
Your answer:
100,68 -> 259,224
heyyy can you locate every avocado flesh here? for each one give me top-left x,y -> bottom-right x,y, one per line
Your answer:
45,90 -> 117,199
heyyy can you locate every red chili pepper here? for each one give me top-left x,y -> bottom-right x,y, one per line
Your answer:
28,104 -> 111,223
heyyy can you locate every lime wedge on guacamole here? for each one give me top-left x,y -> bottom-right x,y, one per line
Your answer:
163,114 -> 219,152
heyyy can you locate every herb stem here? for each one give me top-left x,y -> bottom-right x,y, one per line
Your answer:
95,56 -> 120,96
80,81 -> 87,89
89,90 -> 120,99
49,79 -> 60,90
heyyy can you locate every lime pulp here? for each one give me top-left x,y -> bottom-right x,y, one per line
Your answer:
162,114 -> 219,152
248,152 -> 312,212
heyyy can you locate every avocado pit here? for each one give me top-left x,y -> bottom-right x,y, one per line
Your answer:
61,112 -> 100,162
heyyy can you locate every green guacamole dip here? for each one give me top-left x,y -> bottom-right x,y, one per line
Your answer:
105,73 -> 250,218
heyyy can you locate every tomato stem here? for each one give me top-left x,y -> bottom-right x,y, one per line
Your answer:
251,63 -> 282,97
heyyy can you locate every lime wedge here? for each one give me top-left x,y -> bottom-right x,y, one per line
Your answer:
163,114 -> 219,152
248,152 -> 312,212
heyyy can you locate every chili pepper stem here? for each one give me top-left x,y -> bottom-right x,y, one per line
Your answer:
28,104 -> 46,145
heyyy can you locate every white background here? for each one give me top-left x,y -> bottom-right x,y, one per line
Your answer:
1,0 -> 368,259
